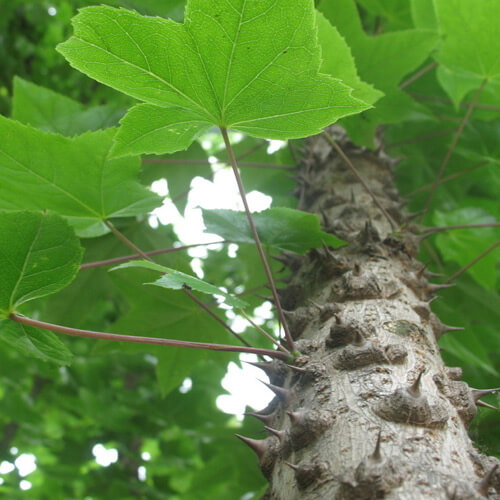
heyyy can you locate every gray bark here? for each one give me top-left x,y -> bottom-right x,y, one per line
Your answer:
247,129 -> 500,499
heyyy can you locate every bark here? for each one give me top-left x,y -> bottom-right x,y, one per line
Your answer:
245,128 -> 500,499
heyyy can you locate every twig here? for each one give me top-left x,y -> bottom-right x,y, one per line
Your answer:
235,140 -> 267,160
405,162 -> 487,197
385,128 -> 457,150
220,127 -> 295,352
239,309 -> 291,355
142,158 -> 294,170
81,241 -> 224,270
445,241 -> 500,283
400,61 -> 438,89
421,79 -> 488,218
410,93 -> 500,112
423,223 -> 500,234
104,221 -> 150,261
322,131 -> 397,229
9,314 -> 289,361
104,221 -> 249,348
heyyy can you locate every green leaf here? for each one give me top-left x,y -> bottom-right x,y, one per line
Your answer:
434,0 -> 500,79
318,0 -> 438,145
0,320 -> 73,366
436,66 -> 484,110
410,0 -> 438,31
0,211 -> 83,317
57,2 -> 369,157
316,12 -> 384,106
0,117 -> 160,235
12,76 -> 125,136
433,208 -> 500,289
202,207 -> 345,253
111,260 -> 247,308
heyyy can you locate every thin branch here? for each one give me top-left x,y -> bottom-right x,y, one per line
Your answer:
104,221 -> 248,348
287,141 -> 299,164
445,241 -> 500,283
322,131 -> 397,230
410,92 -> 500,112
183,288 -> 253,348
104,221 -> 150,261
239,309 -> 290,355
421,79 -> 488,219
384,128 -> 457,151
142,158 -> 294,170
405,162 -> 487,197
220,127 -> 295,352
81,241 -> 224,270
423,223 -> 500,234
235,140 -> 267,160
9,314 -> 289,361
400,61 -> 438,89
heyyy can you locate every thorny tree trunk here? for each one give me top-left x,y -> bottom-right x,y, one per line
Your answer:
243,128 -> 500,499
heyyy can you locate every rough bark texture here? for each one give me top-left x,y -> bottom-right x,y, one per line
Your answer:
247,128 -> 500,499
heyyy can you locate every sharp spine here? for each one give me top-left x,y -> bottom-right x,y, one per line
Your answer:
234,434 -> 269,459
260,380 -> 291,404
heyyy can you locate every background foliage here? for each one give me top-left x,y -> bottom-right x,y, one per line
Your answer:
0,1 -> 498,498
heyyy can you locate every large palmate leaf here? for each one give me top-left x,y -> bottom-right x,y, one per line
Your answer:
0,117 -> 160,236
202,207 -> 345,253
318,0 -> 438,145
0,211 -> 81,364
434,0 -> 500,79
111,260 -> 247,308
12,77 -> 125,136
57,1 -> 369,157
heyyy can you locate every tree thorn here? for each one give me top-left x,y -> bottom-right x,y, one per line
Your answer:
471,388 -> 500,402
284,461 -> 299,471
260,380 -> 291,404
476,463 -> 499,496
234,434 -> 268,459
476,400 -> 498,410
244,411 -> 276,426
264,426 -> 286,442
408,369 -> 425,397
370,429 -> 383,463
352,330 -> 366,346
244,360 -> 278,378
427,283 -> 455,294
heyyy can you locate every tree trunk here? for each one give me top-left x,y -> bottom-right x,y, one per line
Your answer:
246,128 -> 500,499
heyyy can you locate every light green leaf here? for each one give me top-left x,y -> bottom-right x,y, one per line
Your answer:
316,12 -> 383,106
202,207 -> 345,254
410,0 -> 438,31
318,0 -> 438,146
110,104 -> 212,158
0,211 -> 83,316
436,66 -> 484,110
0,320 -> 73,366
12,76 -> 125,136
0,117 -> 160,234
111,260 -> 247,308
433,208 -> 500,290
57,2 -> 369,157
434,0 -> 500,78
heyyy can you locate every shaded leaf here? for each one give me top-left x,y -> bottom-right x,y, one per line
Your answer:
0,118 -> 160,235
0,320 -> 73,366
12,76 -> 125,136
202,207 -> 345,253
